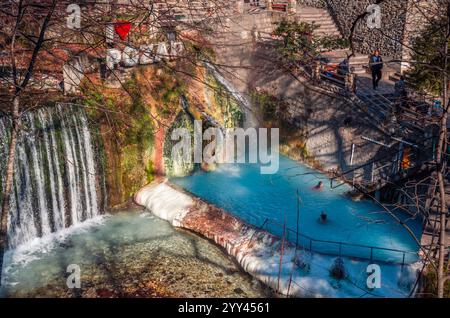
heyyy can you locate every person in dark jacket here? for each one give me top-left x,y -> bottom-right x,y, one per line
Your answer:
369,50 -> 383,90
337,58 -> 349,76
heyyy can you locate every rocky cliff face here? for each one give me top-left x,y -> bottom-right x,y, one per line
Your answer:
83,64 -> 244,207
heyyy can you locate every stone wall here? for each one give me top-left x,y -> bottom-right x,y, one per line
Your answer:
298,0 -> 409,59
329,0 -> 408,58
297,0 -> 326,9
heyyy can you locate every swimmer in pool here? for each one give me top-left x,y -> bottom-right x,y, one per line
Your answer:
314,181 -> 324,189
319,211 -> 328,223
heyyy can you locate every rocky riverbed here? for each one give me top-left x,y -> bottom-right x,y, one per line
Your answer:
1,209 -> 272,298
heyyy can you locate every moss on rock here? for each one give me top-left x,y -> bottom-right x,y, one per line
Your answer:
205,71 -> 244,128
82,71 -> 157,207
163,110 -> 195,177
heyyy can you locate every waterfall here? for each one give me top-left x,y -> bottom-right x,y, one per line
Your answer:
0,103 -> 103,249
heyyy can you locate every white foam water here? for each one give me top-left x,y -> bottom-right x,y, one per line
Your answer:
0,103 -> 102,249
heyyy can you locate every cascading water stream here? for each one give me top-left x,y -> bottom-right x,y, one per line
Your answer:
0,103 -> 102,249
204,62 -> 258,129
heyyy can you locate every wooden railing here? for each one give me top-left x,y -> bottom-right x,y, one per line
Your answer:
313,61 -> 356,93
272,3 -> 288,12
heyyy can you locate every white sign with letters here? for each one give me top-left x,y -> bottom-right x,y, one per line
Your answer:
106,42 -> 184,69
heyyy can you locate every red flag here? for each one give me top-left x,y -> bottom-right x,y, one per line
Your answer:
114,21 -> 132,41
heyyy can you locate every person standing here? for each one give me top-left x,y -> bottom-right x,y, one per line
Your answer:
337,58 -> 349,76
369,50 -> 383,90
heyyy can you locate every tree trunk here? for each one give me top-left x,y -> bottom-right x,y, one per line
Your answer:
436,107 -> 448,298
0,95 -> 19,286
436,98 -> 448,298
436,4 -> 450,298
437,166 -> 447,298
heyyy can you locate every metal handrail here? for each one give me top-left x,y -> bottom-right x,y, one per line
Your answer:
330,134 -> 437,189
330,150 -> 399,188
260,218 -> 418,265
171,188 -> 418,266
332,153 -> 422,189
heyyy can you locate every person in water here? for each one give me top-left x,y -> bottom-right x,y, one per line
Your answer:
319,211 -> 328,223
314,181 -> 324,189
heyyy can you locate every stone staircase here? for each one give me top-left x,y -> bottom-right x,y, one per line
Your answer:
296,5 -> 341,37
354,73 -> 436,136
